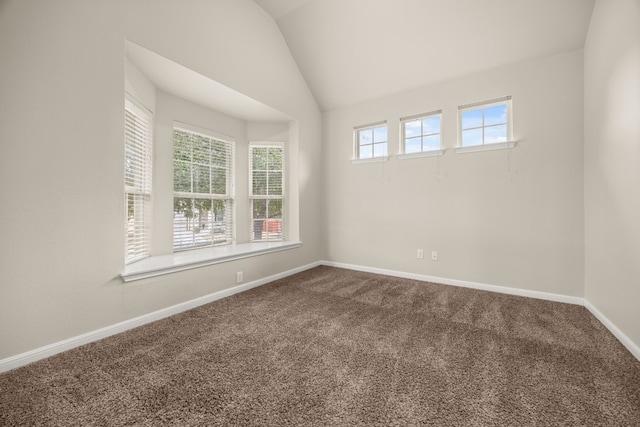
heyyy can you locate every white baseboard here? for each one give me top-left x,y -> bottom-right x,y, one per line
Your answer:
321,261 -> 584,305
2,260 -> 638,372
583,300 -> 640,361
0,261 -> 322,373
322,261 -> 640,362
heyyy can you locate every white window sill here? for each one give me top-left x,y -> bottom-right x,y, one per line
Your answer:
351,156 -> 390,165
454,140 -> 517,154
397,149 -> 445,160
122,241 -> 302,282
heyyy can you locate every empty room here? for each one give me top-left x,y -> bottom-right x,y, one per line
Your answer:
1,0 -> 639,425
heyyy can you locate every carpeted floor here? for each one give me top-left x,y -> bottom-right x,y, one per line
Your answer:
1,266 -> 639,426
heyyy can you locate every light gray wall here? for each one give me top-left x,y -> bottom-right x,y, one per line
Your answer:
584,0 -> 640,348
323,50 -> 585,297
0,0 -> 322,360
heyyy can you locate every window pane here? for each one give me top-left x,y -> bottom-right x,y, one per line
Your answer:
192,137 -> 211,165
373,142 -> 387,157
265,200 -> 283,240
404,120 -> 421,138
173,131 -> 191,161
212,199 -> 226,222
268,171 -> 282,196
211,167 -> 226,195
267,199 -> 283,219
462,128 -> 483,146
126,193 -> 150,259
193,199 -> 212,244
252,171 -> 267,195
373,126 -> 387,143
268,147 -> 283,170
173,197 -> 195,250
193,198 -> 212,220
360,144 -> 373,159
405,137 -> 422,154
211,199 -> 228,244
422,116 -> 441,135
484,124 -> 507,143
173,198 -> 217,250
252,219 -> 263,240
211,141 -> 228,168
173,160 -> 191,192
461,109 -> 483,129
252,199 -> 267,220
263,219 -> 283,240
126,193 -> 135,258
423,134 -> 440,151
484,104 -> 507,126
126,193 -> 135,222
193,164 -> 210,193
359,129 -> 373,145
252,147 -> 268,170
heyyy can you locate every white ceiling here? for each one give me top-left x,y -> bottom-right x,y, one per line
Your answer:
255,0 -> 595,111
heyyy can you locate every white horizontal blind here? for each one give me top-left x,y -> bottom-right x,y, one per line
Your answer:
249,143 -> 284,241
124,97 -> 153,263
173,127 -> 234,250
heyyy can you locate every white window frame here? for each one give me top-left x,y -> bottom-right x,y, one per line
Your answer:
249,142 -> 285,242
398,110 -> 445,159
353,121 -> 389,163
172,122 -> 235,251
456,96 -> 515,153
124,95 -> 153,263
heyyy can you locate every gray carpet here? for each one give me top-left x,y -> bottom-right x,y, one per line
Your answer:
1,266 -> 639,426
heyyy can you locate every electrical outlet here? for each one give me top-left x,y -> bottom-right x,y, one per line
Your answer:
417,249 -> 424,259
236,271 -> 243,283
431,251 -> 438,261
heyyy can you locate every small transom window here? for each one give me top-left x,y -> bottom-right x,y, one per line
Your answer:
354,122 -> 388,159
459,96 -> 512,147
401,111 -> 442,154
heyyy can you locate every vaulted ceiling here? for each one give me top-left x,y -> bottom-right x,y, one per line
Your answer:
254,0 -> 595,111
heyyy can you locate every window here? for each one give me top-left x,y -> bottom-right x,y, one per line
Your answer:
124,96 -> 153,263
401,111 -> 442,154
173,125 -> 234,250
459,96 -> 512,147
250,143 -> 284,241
355,122 -> 388,159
